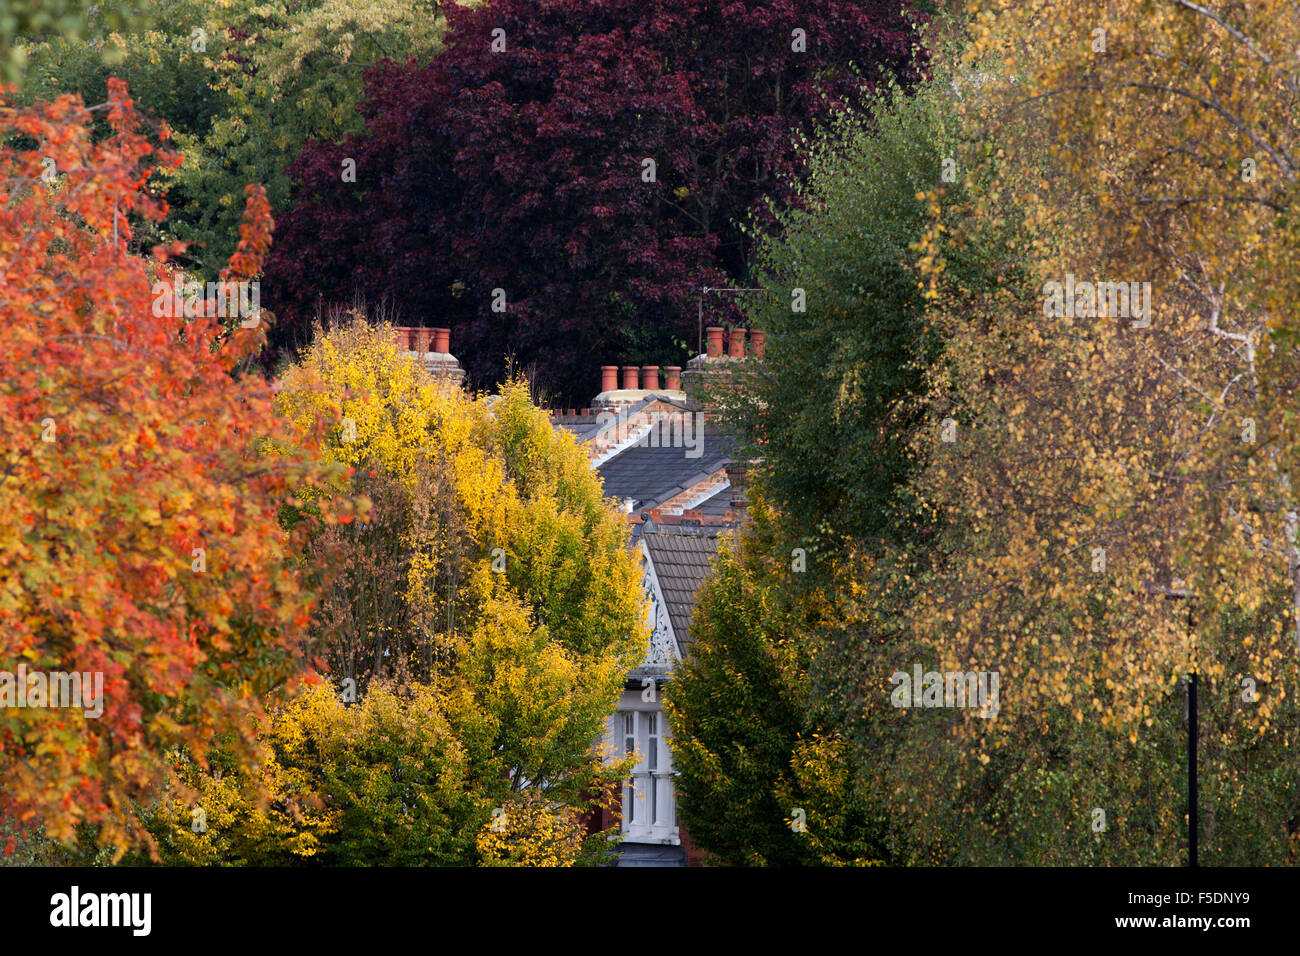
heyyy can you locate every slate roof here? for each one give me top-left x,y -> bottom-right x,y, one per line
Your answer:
554,417 -> 605,441
596,431 -> 734,511
691,484 -> 733,517
642,525 -> 726,654
552,395 -> 694,444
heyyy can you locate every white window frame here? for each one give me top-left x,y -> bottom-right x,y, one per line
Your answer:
611,698 -> 678,844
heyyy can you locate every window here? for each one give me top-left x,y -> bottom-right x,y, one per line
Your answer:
646,713 -> 659,823
615,707 -> 676,842
623,712 -> 636,823
646,713 -> 658,770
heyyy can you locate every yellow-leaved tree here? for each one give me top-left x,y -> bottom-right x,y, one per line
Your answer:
130,315 -> 646,865
824,1 -> 1300,864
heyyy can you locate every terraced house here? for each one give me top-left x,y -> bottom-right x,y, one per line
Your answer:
394,322 -> 757,865
552,326 -> 758,866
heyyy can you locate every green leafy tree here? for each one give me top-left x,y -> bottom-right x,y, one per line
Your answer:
18,0 -> 449,275
1,1 -> 152,81
671,37 -> 1033,865
721,46 -> 1021,557
664,494 -> 881,865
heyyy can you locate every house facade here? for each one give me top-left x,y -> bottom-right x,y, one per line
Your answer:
394,322 -> 757,865
551,327 -> 759,866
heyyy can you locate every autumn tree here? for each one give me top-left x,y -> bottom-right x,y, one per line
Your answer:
132,319 -> 648,865
818,0 -> 1300,863
664,493 -> 882,865
0,80 -> 344,858
475,789 -> 595,867
137,681 -> 619,867
136,683 -> 481,866
265,0 -> 927,401
274,318 -> 648,683
18,0 -> 449,276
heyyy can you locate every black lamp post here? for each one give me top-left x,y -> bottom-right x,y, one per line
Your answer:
1156,584 -> 1197,867
1189,666 -> 1198,868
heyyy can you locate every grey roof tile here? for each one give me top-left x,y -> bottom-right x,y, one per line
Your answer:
597,431 -> 735,510
555,419 -> 605,441
642,525 -> 726,654
692,484 -> 733,516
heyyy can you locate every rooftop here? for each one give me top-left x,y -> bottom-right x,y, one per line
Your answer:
596,433 -> 733,512
641,523 -> 729,655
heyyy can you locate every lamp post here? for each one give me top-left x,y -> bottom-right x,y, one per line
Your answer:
1189,665 -> 1198,868
1152,583 -> 1197,867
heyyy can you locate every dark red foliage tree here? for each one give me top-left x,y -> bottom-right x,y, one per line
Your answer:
265,0 -> 925,403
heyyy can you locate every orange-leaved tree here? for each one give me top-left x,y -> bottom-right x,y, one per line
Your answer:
0,79 -> 346,858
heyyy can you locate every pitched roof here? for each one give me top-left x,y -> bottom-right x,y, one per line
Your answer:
551,395 -> 694,445
554,417 -> 605,441
691,483 -> 733,517
596,431 -> 734,511
641,524 -> 726,655
593,394 -> 693,433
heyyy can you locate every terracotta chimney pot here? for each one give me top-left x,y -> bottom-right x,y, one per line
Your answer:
749,330 -> 766,359
433,328 -> 451,353
705,326 -> 725,358
728,327 -> 747,359
601,366 -> 619,393
393,327 -> 412,351
664,366 -> 682,390
622,365 -> 640,390
642,366 -> 660,390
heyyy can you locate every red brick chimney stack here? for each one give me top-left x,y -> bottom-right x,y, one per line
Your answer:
727,462 -> 748,511
592,358 -> 686,411
392,326 -> 465,384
